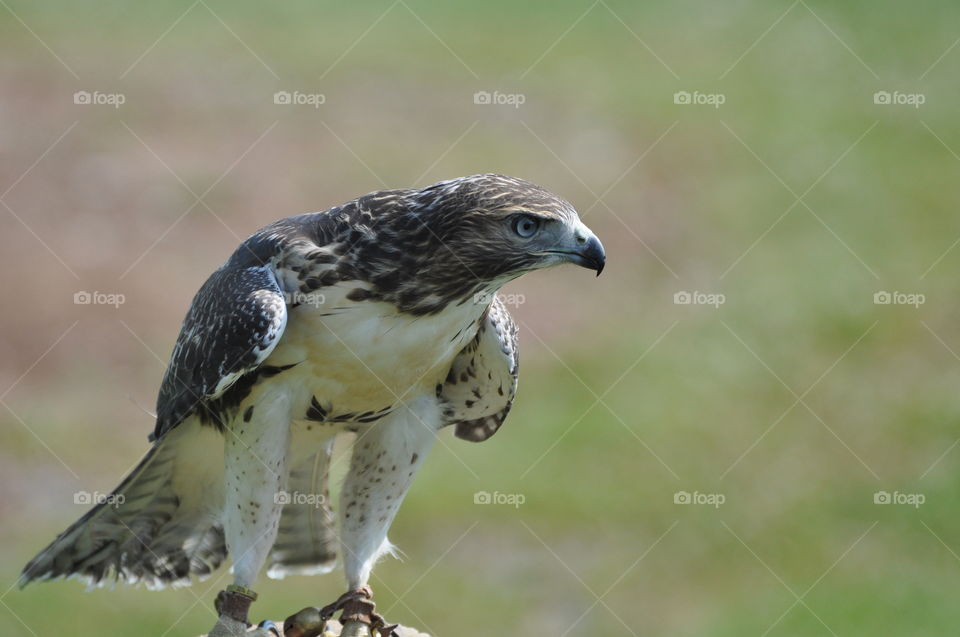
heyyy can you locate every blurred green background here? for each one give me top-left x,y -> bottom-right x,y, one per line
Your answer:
3,1 -> 960,635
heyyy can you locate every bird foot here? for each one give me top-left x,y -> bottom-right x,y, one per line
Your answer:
286,586 -> 398,637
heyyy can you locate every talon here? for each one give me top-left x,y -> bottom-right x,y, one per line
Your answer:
370,613 -> 399,637
315,586 -> 405,636
368,622 -> 399,637
319,586 -> 375,620
375,621 -> 400,637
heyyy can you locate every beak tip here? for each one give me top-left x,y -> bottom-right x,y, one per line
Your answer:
586,235 -> 605,277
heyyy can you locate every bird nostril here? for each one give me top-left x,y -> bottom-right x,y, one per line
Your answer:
575,235 -> 587,245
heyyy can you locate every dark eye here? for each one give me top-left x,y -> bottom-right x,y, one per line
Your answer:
512,215 -> 541,238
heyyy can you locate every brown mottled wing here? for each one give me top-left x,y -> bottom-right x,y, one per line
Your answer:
152,264 -> 287,441
440,296 -> 519,442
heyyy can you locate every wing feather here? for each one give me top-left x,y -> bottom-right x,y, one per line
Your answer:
152,264 -> 287,440
440,296 -> 519,442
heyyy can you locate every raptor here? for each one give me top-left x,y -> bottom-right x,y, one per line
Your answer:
21,174 -> 605,636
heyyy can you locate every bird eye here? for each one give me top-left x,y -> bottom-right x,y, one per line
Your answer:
511,215 -> 541,239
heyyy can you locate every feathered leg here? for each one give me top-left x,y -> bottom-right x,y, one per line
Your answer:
340,406 -> 436,590
209,392 -> 292,637
299,398 -> 438,637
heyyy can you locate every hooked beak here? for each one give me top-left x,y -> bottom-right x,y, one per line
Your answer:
535,225 -> 606,276
568,233 -> 606,276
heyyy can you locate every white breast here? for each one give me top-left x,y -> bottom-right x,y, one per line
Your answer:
264,283 -> 483,418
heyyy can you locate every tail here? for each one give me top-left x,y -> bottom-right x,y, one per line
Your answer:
267,439 -> 338,579
20,419 -> 226,590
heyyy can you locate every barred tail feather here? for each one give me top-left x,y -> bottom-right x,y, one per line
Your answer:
267,440 -> 337,579
19,419 -> 226,590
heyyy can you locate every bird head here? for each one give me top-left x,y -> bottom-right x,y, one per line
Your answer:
409,173 -> 605,280
340,174 -> 605,314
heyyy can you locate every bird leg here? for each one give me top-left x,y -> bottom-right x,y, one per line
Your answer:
337,587 -> 399,637
288,586 -> 398,637
214,585 -> 257,624
209,586 -> 281,636
326,408 -> 437,637
209,394 -> 291,637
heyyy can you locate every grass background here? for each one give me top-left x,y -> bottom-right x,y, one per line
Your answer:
2,1 -> 960,635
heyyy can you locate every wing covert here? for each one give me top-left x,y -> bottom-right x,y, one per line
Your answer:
153,264 -> 287,440
439,296 -> 519,442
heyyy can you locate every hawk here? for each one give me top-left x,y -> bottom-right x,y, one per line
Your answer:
21,174 -> 605,636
